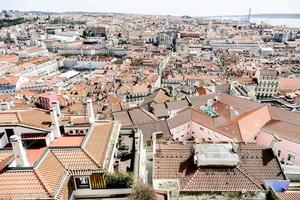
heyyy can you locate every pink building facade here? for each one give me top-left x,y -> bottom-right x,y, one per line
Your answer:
256,131 -> 300,166
38,92 -> 58,110
170,121 -> 232,143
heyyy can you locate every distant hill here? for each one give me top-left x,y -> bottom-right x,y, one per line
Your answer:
217,13 -> 300,19
250,13 -> 300,19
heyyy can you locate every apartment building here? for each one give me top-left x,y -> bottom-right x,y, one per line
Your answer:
255,69 -> 279,99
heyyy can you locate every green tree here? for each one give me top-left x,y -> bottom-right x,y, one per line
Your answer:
106,172 -> 133,189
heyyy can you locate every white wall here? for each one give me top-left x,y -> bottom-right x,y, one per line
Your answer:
0,125 -> 46,147
0,133 -> 8,148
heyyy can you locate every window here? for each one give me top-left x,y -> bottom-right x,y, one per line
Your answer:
277,150 -> 281,157
146,140 -> 152,147
75,177 -> 90,189
287,153 -> 296,165
5,129 -> 14,140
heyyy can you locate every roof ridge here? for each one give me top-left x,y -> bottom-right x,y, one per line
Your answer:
126,110 -> 134,125
180,169 -> 199,190
41,151 -> 69,197
81,148 -> 101,168
15,111 -> 22,122
217,106 -> 264,128
140,107 -> 159,121
33,169 -> 52,198
236,167 -> 263,190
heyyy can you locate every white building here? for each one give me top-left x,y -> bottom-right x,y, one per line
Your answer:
255,69 -> 279,99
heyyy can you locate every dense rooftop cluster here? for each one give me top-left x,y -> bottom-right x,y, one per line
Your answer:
0,9 -> 299,200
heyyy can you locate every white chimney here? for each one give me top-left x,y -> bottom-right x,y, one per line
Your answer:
152,133 -> 157,155
0,102 -> 11,110
50,108 -> 61,138
10,135 -> 29,167
207,99 -> 213,107
214,96 -> 219,102
86,99 -> 95,124
231,142 -> 239,153
51,101 -> 61,116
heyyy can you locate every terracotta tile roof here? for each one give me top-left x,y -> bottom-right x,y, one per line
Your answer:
35,151 -> 66,196
154,143 -> 286,192
113,111 -> 133,127
268,106 -> 300,126
26,148 -> 46,166
151,103 -> 170,118
217,106 -> 271,142
129,120 -> 172,141
0,109 -> 51,130
237,144 -> 285,188
180,167 -> 262,191
0,150 -> 13,171
167,107 -> 215,130
278,78 -> 300,91
0,55 -> 19,63
49,136 -> 84,147
143,89 -> 172,105
83,122 -> 113,167
262,120 -> 300,144
113,107 -> 158,127
218,94 -> 263,113
166,99 -> 189,111
0,170 -> 50,199
167,108 -> 192,129
51,148 -> 99,170
154,143 -> 195,179
128,108 -> 158,125
277,192 -> 300,200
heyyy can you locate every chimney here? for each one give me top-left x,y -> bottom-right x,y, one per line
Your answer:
51,101 -> 61,116
207,99 -> 213,107
50,108 -> 61,138
0,102 -> 11,110
152,132 -> 157,155
231,142 -> 239,153
10,135 -> 29,167
231,138 -> 239,153
86,99 -> 95,124
271,134 -> 282,157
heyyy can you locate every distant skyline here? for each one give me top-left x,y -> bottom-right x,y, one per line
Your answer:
1,0 -> 300,17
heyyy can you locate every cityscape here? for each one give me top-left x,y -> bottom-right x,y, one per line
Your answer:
0,1 -> 300,199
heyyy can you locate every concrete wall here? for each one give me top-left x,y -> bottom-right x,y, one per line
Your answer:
0,133 -> 8,148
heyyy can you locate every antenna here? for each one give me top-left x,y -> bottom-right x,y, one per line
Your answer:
248,8 -> 251,22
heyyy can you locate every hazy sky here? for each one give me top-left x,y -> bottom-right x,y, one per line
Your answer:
1,0 -> 300,16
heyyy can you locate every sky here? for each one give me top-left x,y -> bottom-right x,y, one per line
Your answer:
1,0 -> 300,16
